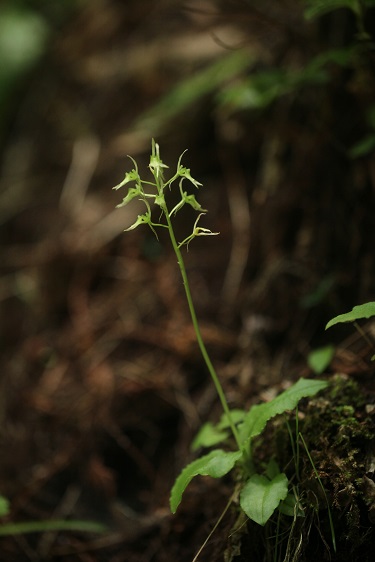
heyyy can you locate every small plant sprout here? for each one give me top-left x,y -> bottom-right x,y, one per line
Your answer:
114,140 -> 328,533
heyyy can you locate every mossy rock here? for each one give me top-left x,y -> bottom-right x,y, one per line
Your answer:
232,375 -> 375,562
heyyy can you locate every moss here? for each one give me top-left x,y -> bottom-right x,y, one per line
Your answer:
292,374 -> 375,560
245,374 -> 375,561
232,375 -> 375,561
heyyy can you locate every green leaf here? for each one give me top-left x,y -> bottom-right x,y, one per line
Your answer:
217,409 -> 245,430
278,492 -> 305,517
304,0 -> 360,20
191,409 -> 246,450
0,495 -> 10,517
191,422 -> 229,451
349,134 -> 375,158
137,50 -> 252,133
326,302 -> 375,329
0,520 -> 106,536
240,473 -> 288,525
170,449 -> 242,513
307,345 -> 335,374
264,459 -> 281,480
238,378 -> 328,447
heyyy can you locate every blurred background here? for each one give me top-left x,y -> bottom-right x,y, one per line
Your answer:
0,1 -> 375,560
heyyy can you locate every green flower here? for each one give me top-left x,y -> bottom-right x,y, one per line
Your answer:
124,200 -> 157,238
178,165 -> 203,188
169,182 -> 207,216
113,157 -> 141,190
116,186 -> 143,208
125,211 -> 152,232
178,213 -> 219,250
149,139 -> 169,179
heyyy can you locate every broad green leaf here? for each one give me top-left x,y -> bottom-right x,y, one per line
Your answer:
238,378 -> 328,446
191,423 -> 229,451
307,345 -> 335,374
0,495 -> 10,517
240,473 -> 288,525
326,302 -> 375,329
170,449 -> 242,513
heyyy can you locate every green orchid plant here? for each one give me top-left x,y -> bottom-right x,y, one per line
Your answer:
114,140 -> 328,528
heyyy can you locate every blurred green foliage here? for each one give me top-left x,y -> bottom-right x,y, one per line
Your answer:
0,7 -> 49,103
136,50 -> 253,133
134,0 -> 375,164
0,0 -> 81,140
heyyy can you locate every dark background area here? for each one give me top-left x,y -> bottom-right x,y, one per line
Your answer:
0,1 -> 375,560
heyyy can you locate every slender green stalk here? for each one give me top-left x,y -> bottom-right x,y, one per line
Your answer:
0,520 -> 106,536
163,209 -> 242,450
115,140 -> 242,450
285,408 -> 300,481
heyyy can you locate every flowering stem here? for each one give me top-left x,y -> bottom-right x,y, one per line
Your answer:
115,140 -> 242,452
163,209 -> 242,451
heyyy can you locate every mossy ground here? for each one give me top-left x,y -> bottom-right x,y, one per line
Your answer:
233,374 -> 375,562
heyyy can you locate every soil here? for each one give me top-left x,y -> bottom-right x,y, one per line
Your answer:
0,1 -> 375,561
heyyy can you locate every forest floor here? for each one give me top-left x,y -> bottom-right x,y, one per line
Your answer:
0,1 -> 375,561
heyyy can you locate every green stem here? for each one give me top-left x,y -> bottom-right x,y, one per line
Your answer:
163,209 -> 242,451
